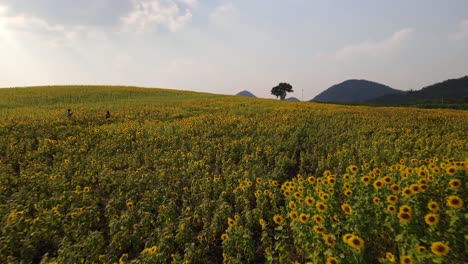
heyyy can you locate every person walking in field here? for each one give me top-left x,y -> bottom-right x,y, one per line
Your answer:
66,109 -> 73,119
106,111 -> 111,121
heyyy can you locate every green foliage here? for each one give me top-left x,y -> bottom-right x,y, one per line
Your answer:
271,83 -> 294,100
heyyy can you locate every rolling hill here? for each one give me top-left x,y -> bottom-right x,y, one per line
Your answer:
368,76 -> 468,105
311,79 -> 401,103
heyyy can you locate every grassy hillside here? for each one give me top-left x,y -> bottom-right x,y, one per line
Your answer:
0,86 -> 467,263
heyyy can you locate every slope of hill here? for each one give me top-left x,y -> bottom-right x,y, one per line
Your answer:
236,90 -> 257,98
311,79 -> 401,103
368,76 -> 468,106
0,85 -> 467,263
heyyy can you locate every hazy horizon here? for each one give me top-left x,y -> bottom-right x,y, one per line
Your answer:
1,0 -> 467,100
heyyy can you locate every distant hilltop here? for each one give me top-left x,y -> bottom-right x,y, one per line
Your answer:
285,97 -> 300,102
311,79 -> 401,103
236,90 -> 257,98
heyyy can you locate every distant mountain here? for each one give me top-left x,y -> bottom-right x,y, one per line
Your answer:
368,76 -> 468,105
311,79 -> 401,103
285,97 -> 300,101
236,90 -> 257,98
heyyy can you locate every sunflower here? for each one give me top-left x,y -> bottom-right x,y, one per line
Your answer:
405,167 -> 413,174
402,188 -> 412,198
344,189 -> 352,197
341,203 -> 352,215
383,176 -> 393,184
399,205 -> 412,214
373,197 -> 381,204
227,217 -> 235,226
148,246 -> 158,255
418,170 -> 427,177
323,234 -> 336,248
273,214 -> 284,225
347,235 -> 364,250
307,176 -> 316,184
361,176 -> 371,184
424,213 -> 439,226
400,255 -> 413,264
446,166 -> 457,176
410,184 -> 420,193
348,165 -> 358,174
387,205 -> 397,214
326,256 -> 339,264
342,233 -> 353,243
316,202 -> 327,212
447,195 -> 463,209
387,195 -> 398,204
313,214 -> 324,224
305,196 -> 315,206
289,211 -> 298,221
391,184 -> 401,193
259,218 -> 266,228
449,179 -> 461,189
427,201 -> 439,211
299,213 -> 310,224
430,241 -> 450,256
126,201 -> 134,209
417,246 -> 426,253
221,233 -> 228,241
313,225 -> 326,234
400,172 -> 408,179
385,252 -> 395,262
373,180 -> 384,189
289,201 -> 297,210
419,184 -> 428,192
294,192 -> 302,199
398,212 -> 411,223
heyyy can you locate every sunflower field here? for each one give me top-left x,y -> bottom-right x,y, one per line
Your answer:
0,86 -> 466,264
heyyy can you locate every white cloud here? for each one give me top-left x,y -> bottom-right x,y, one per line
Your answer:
0,4 -> 8,15
121,0 -> 193,32
177,0 -> 198,8
0,5 -> 109,48
209,2 -> 235,25
449,19 -> 468,41
334,28 -> 414,60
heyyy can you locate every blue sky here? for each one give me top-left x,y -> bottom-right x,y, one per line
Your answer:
1,0 -> 467,99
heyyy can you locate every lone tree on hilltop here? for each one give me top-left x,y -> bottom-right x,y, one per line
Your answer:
271,82 -> 294,100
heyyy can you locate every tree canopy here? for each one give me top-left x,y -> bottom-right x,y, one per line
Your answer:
271,83 -> 293,100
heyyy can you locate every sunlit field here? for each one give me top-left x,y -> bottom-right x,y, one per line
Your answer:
0,86 -> 466,263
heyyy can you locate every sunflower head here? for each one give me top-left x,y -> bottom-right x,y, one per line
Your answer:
398,211 -> 412,223
298,213 -> 309,224
273,214 -> 284,225
347,235 -> 364,250
427,201 -> 439,211
449,179 -> 461,189
430,241 -> 450,256
400,255 -> 413,264
387,195 -> 398,204
326,256 -> 339,264
289,211 -> 299,221
447,195 -> 463,209
424,213 -> 439,226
